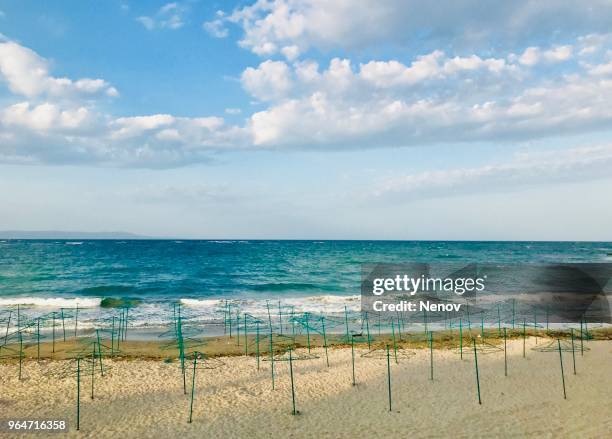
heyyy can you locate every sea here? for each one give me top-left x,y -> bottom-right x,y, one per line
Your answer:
1,240 -> 611,335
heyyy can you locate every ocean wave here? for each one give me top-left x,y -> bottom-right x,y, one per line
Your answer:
180,294 -> 361,315
284,294 -> 361,313
180,298 -> 221,308
65,241 -> 84,245
0,297 -> 101,307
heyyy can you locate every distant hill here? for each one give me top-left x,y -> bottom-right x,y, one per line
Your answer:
0,231 -> 151,239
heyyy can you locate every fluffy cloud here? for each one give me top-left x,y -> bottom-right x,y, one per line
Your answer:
0,41 -> 246,167
587,60 -> 612,76
216,0 -> 612,57
516,45 -> 573,66
0,41 -> 118,98
248,75 -> 612,148
359,52 -> 511,87
241,51 -> 516,103
137,2 -> 187,31
371,144 -> 612,200
2,102 -> 93,132
203,11 -> 229,38
0,109 -> 248,167
242,45 -> 611,148
241,60 -> 293,101
110,114 -> 175,139
2,33 -> 612,168
577,33 -> 612,56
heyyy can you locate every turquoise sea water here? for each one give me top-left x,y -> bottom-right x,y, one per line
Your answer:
1,240 -> 611,330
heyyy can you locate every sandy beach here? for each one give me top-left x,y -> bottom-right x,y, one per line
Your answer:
1,334 -> 610,438
3,1 -> 612,437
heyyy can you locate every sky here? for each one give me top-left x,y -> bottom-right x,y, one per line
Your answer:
1,0 -> 612,240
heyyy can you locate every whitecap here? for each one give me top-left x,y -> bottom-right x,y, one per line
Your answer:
0,297 -> 101,308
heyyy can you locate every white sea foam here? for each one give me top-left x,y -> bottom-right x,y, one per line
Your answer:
180,298 -> 221,308
0,297 -> 101,307
2,294 -> 607,336
65,241 -> 83,245
180,295 -> 361,316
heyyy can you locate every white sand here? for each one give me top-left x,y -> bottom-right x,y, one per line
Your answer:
1,338 -> 610,438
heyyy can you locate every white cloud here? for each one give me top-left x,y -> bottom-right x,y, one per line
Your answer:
241,48 -> 612,148
517,45 -> 573,66
241,60 -> 293,101
0,40 -> 247,167
136,16 -> 155,30
203,19 -> 228,38
545,45 -> 573,62
588,60 -> 612,76
359,51 -> 511,87
111,114 -> 176,139
0,41 -> 118,98
2,102 -> 92,132
517,47 -> 540,66
360,53 -> 442,86
218,0 -> 612,57
0,108 -> 248,167
137,2 -> 187,31
2,35 -> 612,168
281,45 -> 300,61
372,144 -> 612,200
576,33 -> 612,57
203,11 -> 229,38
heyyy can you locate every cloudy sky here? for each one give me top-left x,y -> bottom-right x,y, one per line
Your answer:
1,0 -> 612,240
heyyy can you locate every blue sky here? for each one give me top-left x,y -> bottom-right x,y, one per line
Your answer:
1,1 -> 612,239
